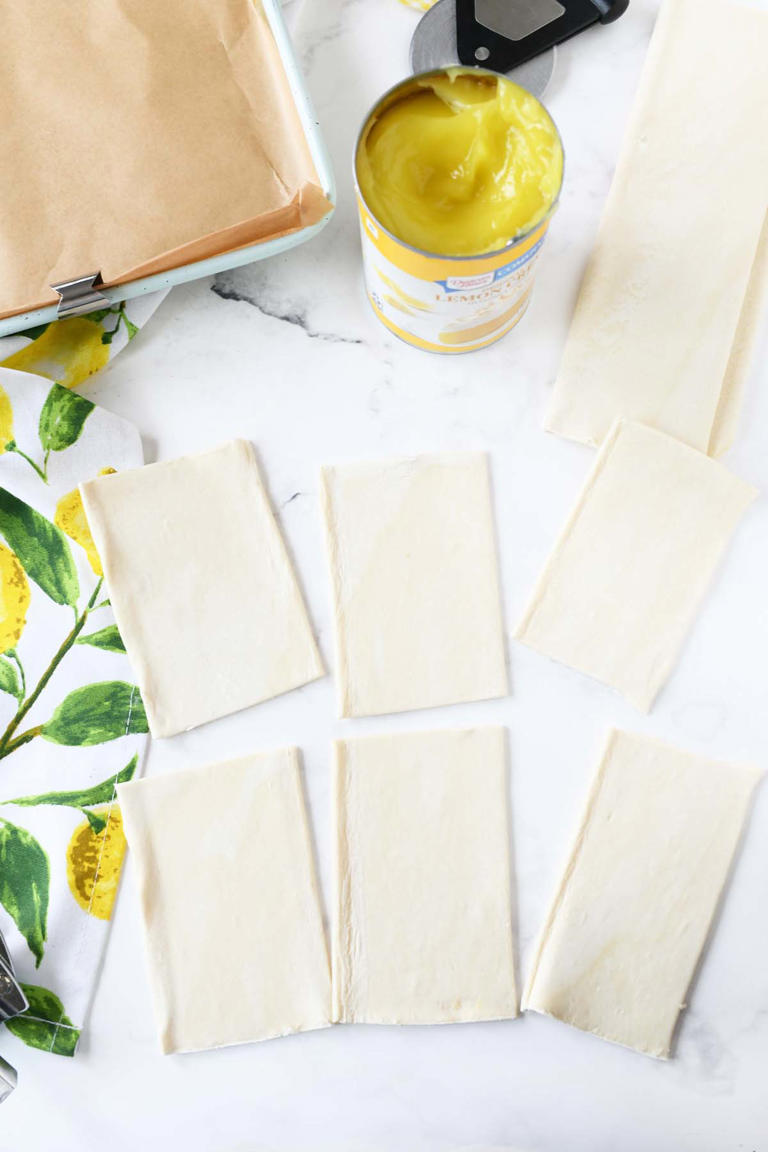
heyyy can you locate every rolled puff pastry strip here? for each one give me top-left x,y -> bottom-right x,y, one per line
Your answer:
515,419 -> 757,712
81,440 -> 323,738
118,748 -> 331,1054
332,727 -> 518,1025
545,0 -> 768,455
522,729 -> 762,1059
320,452 -> 508,718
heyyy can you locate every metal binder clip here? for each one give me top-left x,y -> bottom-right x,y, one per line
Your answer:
0,929 -> 28,1103
50,271 -> 110,319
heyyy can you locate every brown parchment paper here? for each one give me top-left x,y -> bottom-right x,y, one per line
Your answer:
0,0 -> 332,319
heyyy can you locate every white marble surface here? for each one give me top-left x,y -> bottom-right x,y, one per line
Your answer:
3,0 -> 768,1147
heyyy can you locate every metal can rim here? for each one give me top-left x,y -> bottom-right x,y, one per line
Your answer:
353,66 -> 565,264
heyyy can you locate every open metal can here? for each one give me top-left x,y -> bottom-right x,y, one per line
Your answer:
354,68 -> 563,354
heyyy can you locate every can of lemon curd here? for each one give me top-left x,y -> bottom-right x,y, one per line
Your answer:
354,67 -> 564,354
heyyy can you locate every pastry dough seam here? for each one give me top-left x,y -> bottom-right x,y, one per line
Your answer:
247,441 -> 326,682
331,741 -> 349,1021
319,469 -> 350,717
118,782 -> 176,1051
515,418 -> 623,640
521,728 -> 617,1010
332,740 -> 370,1023
708,210 -> 768,457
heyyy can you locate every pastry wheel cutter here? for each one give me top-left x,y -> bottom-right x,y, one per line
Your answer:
0,929 -> 28,1103
411,0 -> 629,97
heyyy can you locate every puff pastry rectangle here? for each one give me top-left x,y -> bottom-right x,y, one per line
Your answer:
320,452 -> 508,718
118,749 -> 331,1054
545,0 -> 768,455
81,440 -> 323,737
523,729 -> 761,1059
515,420 -> 756,711
332,727 -> 518,1025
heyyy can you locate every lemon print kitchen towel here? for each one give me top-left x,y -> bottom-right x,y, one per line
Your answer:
0,367 -> 147,1056
0,291 -> 167,391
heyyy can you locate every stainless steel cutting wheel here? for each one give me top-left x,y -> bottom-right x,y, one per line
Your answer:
409,0 -> 556,96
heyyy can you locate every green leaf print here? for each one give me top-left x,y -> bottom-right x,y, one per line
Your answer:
88,301 -> 138,345
5,754 -> 138,813
0,489 -> 80,606
38,384 -> 94,456
19,323 -> 51,341
41,682 -> 147,746
0,818 -> 49,966
81,810 -> 108,834
0,657 -> 21,700
4,983 -> 79,1056
75,624 -> 126,653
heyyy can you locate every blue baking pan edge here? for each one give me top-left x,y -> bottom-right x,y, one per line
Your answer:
0,0 -> 335,339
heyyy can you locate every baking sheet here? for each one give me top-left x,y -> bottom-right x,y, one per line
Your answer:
0,0 -> 332,319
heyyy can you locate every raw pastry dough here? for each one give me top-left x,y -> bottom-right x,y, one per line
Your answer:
332,727 -> 518,1025
523,728 -> 761,1059
710,212 -> 768,457
320,452 -> 508,718
81,440 -> 323,737
545,0 -> 768,455
118,748 -> 331,1054
515,419 -> 756,712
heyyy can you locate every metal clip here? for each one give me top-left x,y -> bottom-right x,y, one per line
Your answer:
50,271 -> 109,319
0,957 -> 27,1022
0,929 -> 27,1103
0,1057 -> 17,1104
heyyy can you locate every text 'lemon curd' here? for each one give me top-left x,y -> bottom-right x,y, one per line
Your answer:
356,68 -> 563,257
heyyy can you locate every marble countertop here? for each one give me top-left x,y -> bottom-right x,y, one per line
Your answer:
3,0 -> 767,1147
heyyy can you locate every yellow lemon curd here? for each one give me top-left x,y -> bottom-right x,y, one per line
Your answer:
356,69 -> 563,256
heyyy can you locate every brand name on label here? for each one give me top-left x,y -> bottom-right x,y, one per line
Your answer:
436,235 -> 546,293
445,272 -> 494,291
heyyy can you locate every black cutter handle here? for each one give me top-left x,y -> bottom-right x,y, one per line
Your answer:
456,0 -> 629,73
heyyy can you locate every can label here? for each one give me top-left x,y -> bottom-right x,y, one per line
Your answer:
357,196 -> 551,354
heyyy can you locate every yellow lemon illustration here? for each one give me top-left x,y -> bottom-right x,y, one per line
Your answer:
0,385 -> 13,451
1,318 -> 110,390
66,805 -> 126,920
0,543 -> 30,652
383,293 -> 418,317
377,270 -> 430,312
54,468 -> 115,576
